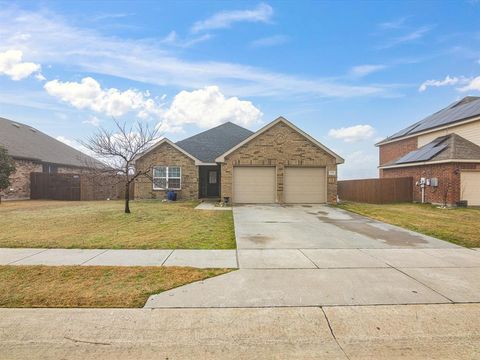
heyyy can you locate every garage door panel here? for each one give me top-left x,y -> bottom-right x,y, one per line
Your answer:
284,167 -> 326,203
461,171 -> 480,206
233,167 -> 276,203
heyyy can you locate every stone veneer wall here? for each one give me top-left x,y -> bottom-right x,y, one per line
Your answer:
220,121 -> 338,204
381,162 -> 480,205
134,142 -> 198,200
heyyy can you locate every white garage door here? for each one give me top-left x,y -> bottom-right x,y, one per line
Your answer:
461,171 -> 480,206
284,167 -> 326,203
233,167 -> 276,203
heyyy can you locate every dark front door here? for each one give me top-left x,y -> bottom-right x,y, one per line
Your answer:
199,165 -> 220,198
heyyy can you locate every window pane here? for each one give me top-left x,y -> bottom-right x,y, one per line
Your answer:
168,178 -> 181,189
153,178 -> 167,189
169,167 -> 180,178
154,167 -> 166,177
209,171 -> 217,184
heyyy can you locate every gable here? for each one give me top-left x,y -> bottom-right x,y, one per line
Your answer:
135,141 -> 196,167
216,117 -> 344,164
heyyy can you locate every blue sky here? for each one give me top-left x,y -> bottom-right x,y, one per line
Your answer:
1,1 -> 480,178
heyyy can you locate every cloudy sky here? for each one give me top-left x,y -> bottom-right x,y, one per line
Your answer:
1,1 -> 480,179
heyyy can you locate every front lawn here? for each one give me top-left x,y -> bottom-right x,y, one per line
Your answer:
0,265 -> 230,308
337,202 -> 480,248
0,200 -> 235,249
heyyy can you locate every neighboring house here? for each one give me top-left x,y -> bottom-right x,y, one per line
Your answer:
377,96 -> 480,206
0,116 -> 100,200
135,117 -> 344,204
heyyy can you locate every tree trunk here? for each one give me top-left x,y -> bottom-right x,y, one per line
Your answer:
124,182 -> 131,214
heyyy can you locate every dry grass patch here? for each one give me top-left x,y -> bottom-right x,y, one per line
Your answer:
338,202 -> 480,248
0,200 -> 235,249
0,265 -> 231,308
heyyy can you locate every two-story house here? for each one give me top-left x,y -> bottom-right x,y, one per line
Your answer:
377,96 -> 480,206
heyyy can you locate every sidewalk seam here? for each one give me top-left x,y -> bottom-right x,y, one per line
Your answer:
7,248 -> 49,265
81,249 -> 110,265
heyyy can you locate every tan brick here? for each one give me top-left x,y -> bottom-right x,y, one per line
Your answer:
220,122 -> 338,204
134,142 -> 198,200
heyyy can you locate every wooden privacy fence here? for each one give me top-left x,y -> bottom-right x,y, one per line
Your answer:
30,172 -> 134,201
338,177 -> 413,204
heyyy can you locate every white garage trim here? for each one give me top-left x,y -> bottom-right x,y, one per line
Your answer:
233,166 -> 276,204
461,170 -> 480,206
284,167 -> 327,203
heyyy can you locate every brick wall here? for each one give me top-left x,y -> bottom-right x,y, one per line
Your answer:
381,162 -> 480,205
0,159 -> 90,200
134,142 -> 198,200
1,159 -> 42,200
379,137 -> 418,168
220,121 -> 338,203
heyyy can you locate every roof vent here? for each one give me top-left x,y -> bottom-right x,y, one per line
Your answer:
11,123 -> 20,128
29,128 -> 37,133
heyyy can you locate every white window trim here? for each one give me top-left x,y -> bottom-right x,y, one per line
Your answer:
152,166 -> 182,190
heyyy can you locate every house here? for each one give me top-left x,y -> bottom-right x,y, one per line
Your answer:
135,117 -> 344,204
377,96 -> 480,206
0,116 -> 100,200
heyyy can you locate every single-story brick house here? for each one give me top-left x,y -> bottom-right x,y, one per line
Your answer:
0,116 -> 100,200
377,96 -> 480,206
135,117 -> 344,204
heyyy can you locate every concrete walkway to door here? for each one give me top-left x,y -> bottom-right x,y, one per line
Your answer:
145,204 -> 480,308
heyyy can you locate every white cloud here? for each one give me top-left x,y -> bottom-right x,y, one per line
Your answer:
338,150 -> 378,180
0,49 -> 41,80
381,26 -> 432,49
350,64 -> 387,77
160,31 -> 212,48
0,7 -> 391,100
328,125 -> 375,143
163,85 -> 262,129
379,17 -> 408,30
44,77 -> 164,118
418,75 -> 463,92
458,76 -> 480,92
83,115 -> 101,127
250,35 -> 288,47
191,3 -> 273,33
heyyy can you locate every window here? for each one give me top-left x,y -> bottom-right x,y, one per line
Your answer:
153,166 -> 181,190
208,171 -> 217,184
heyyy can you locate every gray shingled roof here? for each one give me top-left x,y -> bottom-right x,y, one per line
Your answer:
380,96 -> 480,144
0,116 -> 101,168
175,122 -> 254,163
387,133 -> 480,166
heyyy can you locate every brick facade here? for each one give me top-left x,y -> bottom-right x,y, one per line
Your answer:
381,162 -> 480,205
220,121 -> 338,204
134,142 -> 198,200
379,137 -> 418,167
0,159 -> 91,200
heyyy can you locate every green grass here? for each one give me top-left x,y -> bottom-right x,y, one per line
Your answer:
337,202 -> 480,248
0,200 -> 235,249
0,265 -> 231,308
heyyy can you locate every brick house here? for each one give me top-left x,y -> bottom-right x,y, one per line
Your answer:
0,117 -> 100,200
377,96 -> 480,206
135,117 -> 344,204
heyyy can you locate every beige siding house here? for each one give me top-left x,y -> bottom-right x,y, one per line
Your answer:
135,117 -> 344,204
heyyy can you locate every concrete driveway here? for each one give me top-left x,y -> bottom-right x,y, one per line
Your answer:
234,204 -> 458,249
145,204 -> 480,308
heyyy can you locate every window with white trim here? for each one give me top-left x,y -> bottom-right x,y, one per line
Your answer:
153,166 -> 181,190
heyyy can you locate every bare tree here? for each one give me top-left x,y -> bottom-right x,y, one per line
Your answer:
82,118 -> 160,214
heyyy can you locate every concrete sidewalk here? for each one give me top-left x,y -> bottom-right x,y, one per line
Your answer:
1,304 -> 479,359
0,248 -> 237,268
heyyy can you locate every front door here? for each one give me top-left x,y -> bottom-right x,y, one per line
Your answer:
199,165 -> 220,198
206,169 -> 219,197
